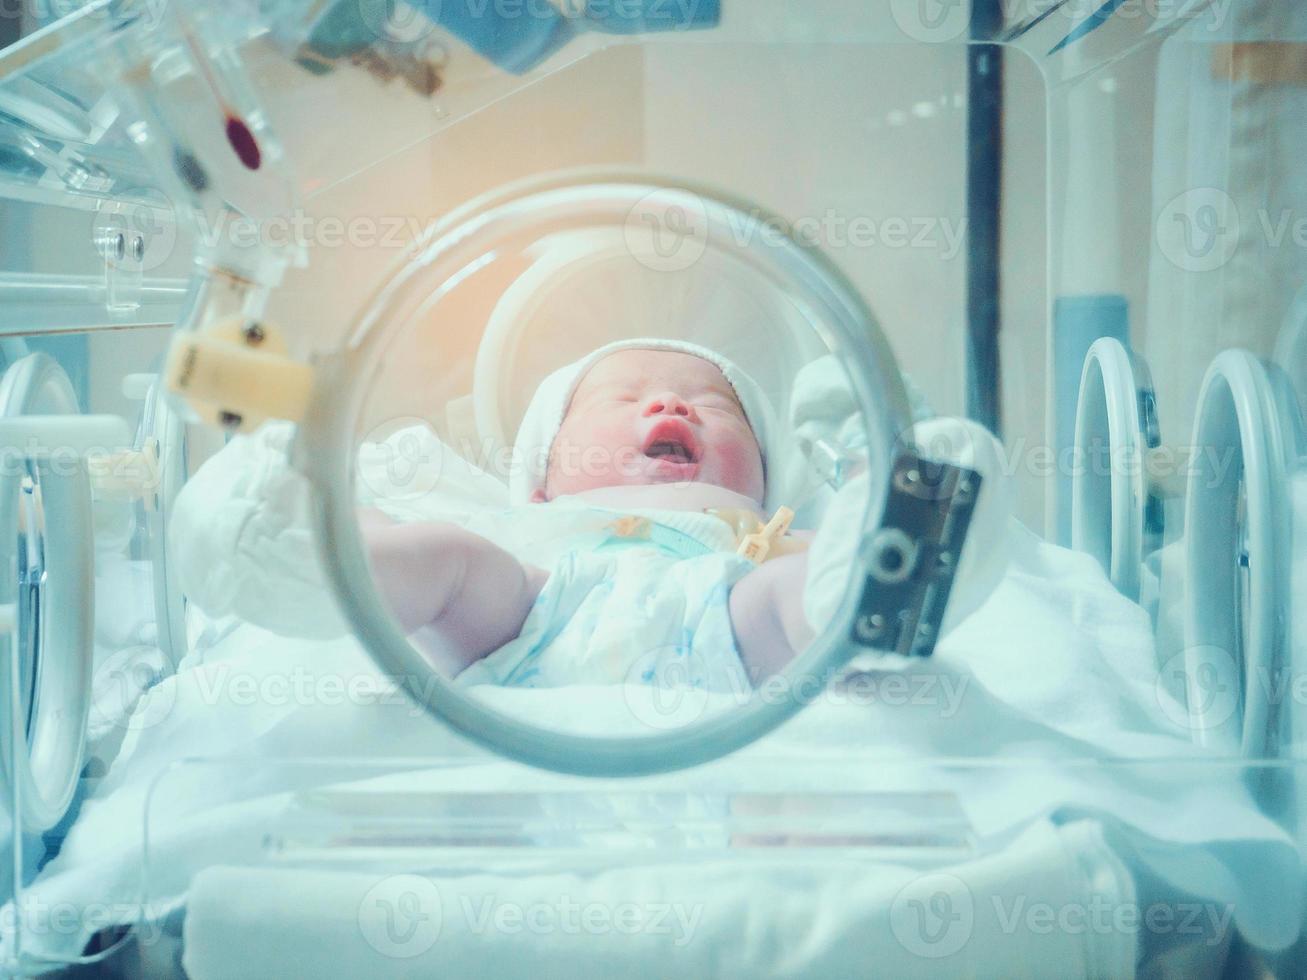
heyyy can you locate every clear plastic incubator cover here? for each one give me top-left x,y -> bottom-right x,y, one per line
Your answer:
0,0 -> 1303,977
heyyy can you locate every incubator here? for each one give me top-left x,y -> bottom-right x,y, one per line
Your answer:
0,0 -> 1304,976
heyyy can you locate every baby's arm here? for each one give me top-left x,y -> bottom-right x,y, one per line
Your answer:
728,551 -> 814,684
359,509 -> 547,674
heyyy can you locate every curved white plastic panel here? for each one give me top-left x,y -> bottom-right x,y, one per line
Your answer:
1071,338 -> 1161,601
0,354 -> 94,832
137,378 -> 192,670
1183,351 -> 1296,756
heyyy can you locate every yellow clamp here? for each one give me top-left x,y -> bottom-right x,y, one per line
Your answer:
164,318 -> 314,433
736,506 -> 795,564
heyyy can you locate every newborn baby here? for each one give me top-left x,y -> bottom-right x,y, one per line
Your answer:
363,341 -> 812,690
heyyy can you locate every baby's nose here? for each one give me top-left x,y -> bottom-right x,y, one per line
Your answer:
643,392 -> 697,421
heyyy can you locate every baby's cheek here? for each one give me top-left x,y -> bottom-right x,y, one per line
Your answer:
712,431 -> 765,498
550,414 -> 640,491
584,419 -> 639,469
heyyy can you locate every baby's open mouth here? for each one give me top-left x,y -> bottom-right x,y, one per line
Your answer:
641,420 -> 701,466
645,440 -> 696,464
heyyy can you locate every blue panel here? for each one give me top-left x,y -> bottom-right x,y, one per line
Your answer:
7,335 -> 91,412
305,0 -> 719,75
1052,293 -> 1129,545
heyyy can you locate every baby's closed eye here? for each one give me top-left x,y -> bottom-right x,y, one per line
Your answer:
698,393 -> 744,414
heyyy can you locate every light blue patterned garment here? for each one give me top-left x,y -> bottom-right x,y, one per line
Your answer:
456,507 -> 754,695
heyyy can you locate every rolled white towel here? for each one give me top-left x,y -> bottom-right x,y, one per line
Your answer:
170,421 -> 509,642
181,819 -> 1133,980
789,355 -> 933,462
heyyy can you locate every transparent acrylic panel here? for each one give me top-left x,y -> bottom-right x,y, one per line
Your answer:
1043,0 -> 1307,767
90,757 -> 1304,977
0,3 -> 187,210
0,197 -> 196,334
0,5 -> 194,333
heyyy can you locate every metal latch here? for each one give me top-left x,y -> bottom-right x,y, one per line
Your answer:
850,452 -> 981,658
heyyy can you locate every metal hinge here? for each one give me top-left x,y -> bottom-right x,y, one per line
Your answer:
850,452 -> 981,658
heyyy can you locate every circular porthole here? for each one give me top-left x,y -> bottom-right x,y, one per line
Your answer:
135,376 -> 190,669
0,354 -> 95,831
1182,350 -> 1296,755
1071,337 -> 1162,601
290,174 -> 917,777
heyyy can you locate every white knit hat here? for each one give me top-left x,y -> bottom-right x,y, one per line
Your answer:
510,337 -> 783,508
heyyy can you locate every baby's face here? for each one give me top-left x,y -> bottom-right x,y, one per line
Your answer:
538,349 -> 765,503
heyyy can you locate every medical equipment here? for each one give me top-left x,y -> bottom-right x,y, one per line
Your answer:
0,0 -> 1304,975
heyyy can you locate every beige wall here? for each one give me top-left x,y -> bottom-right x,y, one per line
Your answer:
641,42 -> 971,421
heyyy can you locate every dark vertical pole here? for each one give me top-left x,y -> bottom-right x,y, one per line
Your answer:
966,2 -> 1004,434
0,13 -> 22,291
